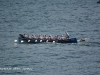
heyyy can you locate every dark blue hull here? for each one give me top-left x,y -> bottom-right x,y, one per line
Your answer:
57,38 -> 77,43
97,1 -> 100,4
18,37 -> 77,44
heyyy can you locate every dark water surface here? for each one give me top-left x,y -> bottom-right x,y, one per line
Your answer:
0,0 -> 100,75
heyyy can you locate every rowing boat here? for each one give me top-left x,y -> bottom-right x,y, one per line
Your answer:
17,34 -> 77,44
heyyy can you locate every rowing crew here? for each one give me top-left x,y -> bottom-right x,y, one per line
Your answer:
20,32 -> 70,41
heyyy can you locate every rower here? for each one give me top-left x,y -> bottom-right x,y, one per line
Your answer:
61,35 -> 65,40
53,35 -> 58,41
35,34 -> 40,40
19,34 -> 24,38
48,35 -> 53,40
24,34 -> 28,38
42,35 -> 46,40
31,34 -> 34,38
65,32 -> 70,39
39,34 -> 42,39
30,34 -> 34,39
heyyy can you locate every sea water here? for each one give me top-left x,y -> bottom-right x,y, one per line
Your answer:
0,0 -> 100,75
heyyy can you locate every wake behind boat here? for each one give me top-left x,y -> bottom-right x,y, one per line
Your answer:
15,33 -> 77,44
